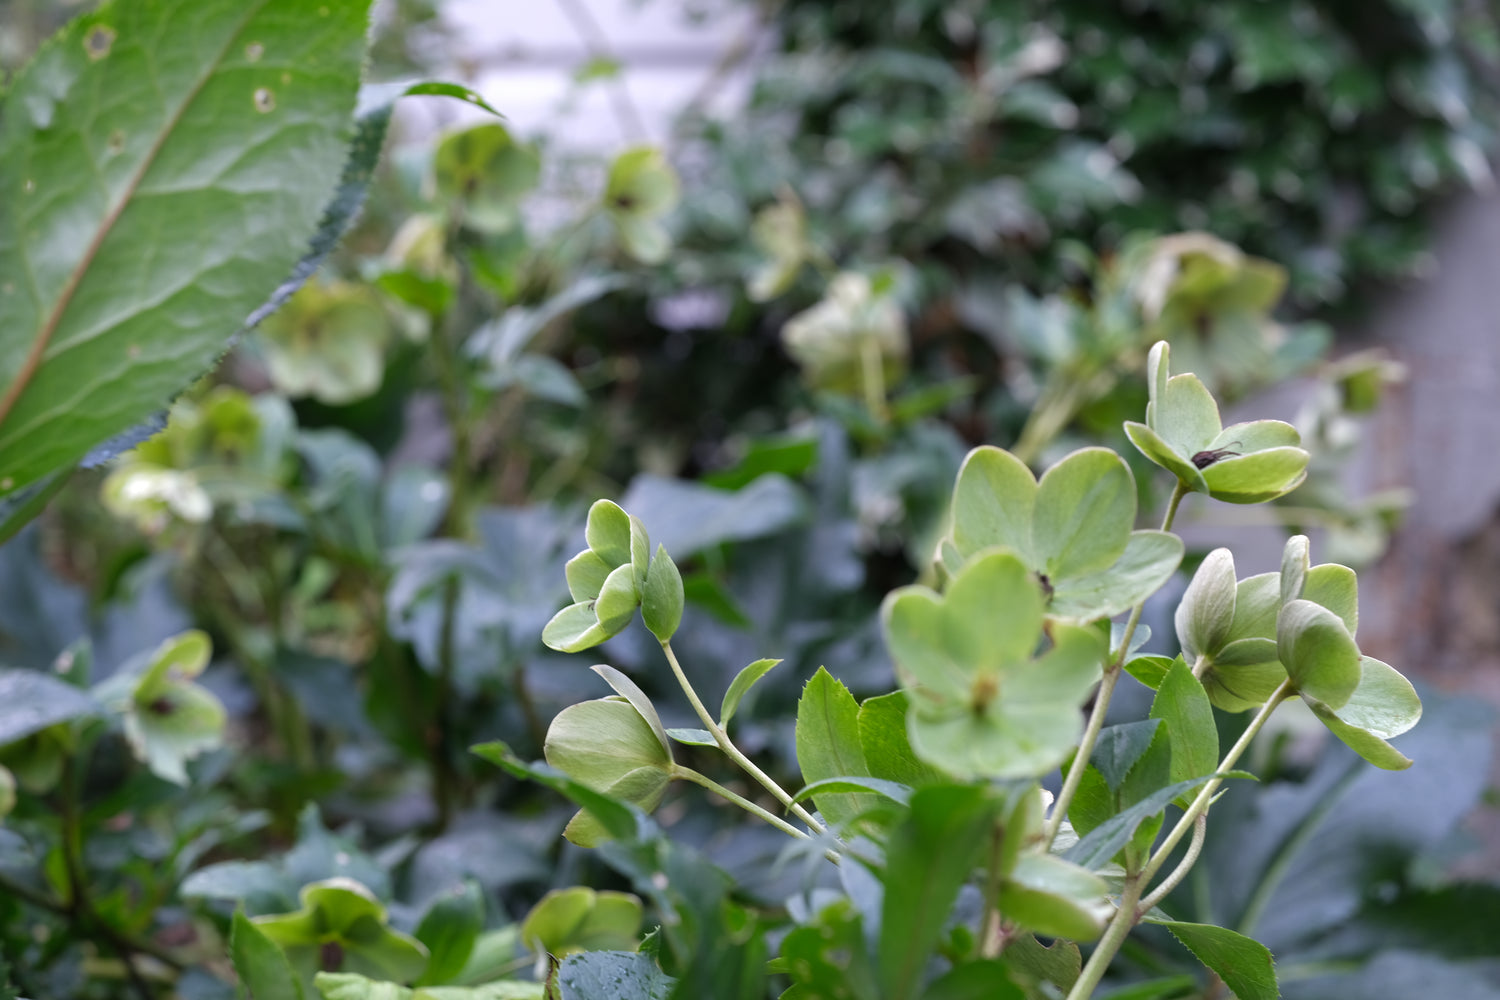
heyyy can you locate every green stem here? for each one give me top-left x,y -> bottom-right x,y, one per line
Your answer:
1045,482 -> 1191,850
659,641 -> 828,836
1137,813 -> 1206,916
859,334 -> 888,425
980,819 -> 1009,958
1066,874 -> 1146,1000
1044,664 -> 1121,848
431,575 -> 461,832
672,765 -> 810,842
1191,652 -> 1209,680
1139,680 -> 1293,888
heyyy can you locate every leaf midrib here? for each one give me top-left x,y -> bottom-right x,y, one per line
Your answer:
0,1 -> 268,432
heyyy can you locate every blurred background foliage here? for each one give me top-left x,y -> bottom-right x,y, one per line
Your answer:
1,0 -> 1498,997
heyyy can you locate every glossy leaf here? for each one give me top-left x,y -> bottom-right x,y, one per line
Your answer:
795,667 -> 872,826
0,0 -> 372,499
558,951 -> 673,1000
719,658 -> 781,727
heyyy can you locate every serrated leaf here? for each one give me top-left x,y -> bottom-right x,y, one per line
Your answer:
1091,720 -> 1163,792
0,0 -> 373,499
856,690 -> 945,788
1125,654 -> 1176,691
1066,775 -> 1238,870
795,667 -> 872,826
719,657 -> 781,727
1155,921 -> 1277,1000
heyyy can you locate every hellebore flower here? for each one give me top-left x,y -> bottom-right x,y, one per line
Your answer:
603,147 -> 680,264
543,500 -> 684,653
95,630 -> 226,786
1162,535 -> 1420,769
254,877 -> 429,987
258,280 -> 392,406
882,549 -> 1106,779
543,666 -> 674,846
941,445 -> 1183,624
1126,341 -> 1309,503
432,122 -> 540,234
781,270 -> 908,397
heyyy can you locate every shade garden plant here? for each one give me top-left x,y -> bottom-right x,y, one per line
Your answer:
0,2 -> 1479,1000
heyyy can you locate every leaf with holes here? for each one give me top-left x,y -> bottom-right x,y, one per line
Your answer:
0,0 -> 373,500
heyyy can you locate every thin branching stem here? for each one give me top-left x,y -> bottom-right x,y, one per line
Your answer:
660,640 -> 828,836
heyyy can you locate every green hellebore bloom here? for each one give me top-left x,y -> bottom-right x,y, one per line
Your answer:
433,122 -> 541,235
544,691 -> 674,847
748,197 -> 810,302
521,887 -> 644,958
604,147 -> 680,264
255,877 -> 430,987
781,270 -> 909,396
258,280 -> 393,406
1172,536 -> 1357,713
1125,341 -> 1310,503
944,445 -> 1183,624
543,500 -> 683,652
94,630 -> 226,786
881,549 -> 1106,779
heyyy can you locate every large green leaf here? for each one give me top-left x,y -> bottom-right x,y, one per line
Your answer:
557,951 -> 673,1000
413,881 -> 484,987
0,0 -> 373,498
0,669 -> 100,745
